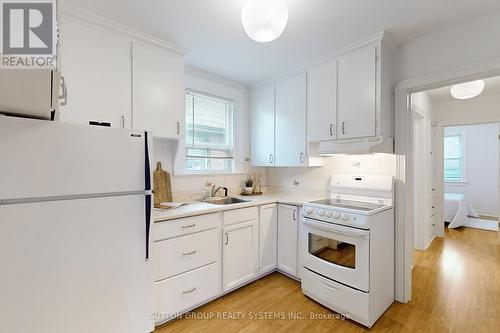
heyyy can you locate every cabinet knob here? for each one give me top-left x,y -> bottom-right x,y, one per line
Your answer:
342,122 -> 346,135
329,123 -> 334,136
176,122 -> 180,135
269,154 -> 274,164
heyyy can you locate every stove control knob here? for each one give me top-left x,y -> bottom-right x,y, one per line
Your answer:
325,211 -> 333,218
333,212 -> 340,219
341,214 -> 349,221
304,207 -> 313,215
317,209 -> 325,217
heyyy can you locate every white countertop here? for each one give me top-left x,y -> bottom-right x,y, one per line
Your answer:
154,193 -> 324,222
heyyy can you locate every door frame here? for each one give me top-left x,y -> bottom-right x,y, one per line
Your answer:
394,56 -> 500,303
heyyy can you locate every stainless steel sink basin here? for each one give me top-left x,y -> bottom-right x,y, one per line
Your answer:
200,196 -> 250,205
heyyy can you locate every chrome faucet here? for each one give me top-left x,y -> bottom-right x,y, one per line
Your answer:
211,185 -> 228,197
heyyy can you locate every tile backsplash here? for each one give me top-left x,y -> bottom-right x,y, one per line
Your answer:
153,137 -> 397,202
266,153 -> 397,193
152,138 -> 267,202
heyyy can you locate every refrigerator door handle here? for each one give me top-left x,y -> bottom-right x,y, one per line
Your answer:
144,131 -> 152,260
145,194 -> 151,260
144,131 -> 152,192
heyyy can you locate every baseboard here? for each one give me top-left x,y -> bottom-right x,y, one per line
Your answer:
424,236 -> 436,249
478,215 -> 499,221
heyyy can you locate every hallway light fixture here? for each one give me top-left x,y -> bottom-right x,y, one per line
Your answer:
242,0 -> 288,43
450,80 -> 485,100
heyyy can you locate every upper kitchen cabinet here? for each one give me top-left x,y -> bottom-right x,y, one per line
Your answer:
251,83 -> 275,166
132,41 -> 185,139
275,73 -> 307,166
337,45 -> 376,139
59,18 -> 132,128
250,73 -> 324,167
307,59 -> 337,142
318,36 -> 394,154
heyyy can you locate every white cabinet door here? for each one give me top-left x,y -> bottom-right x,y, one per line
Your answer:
307,59 -> 337,142
59,17 -> 132,128
277,204 -> 298,277
337,45 -> 376,139
132,41 -> 185,139
251,83 -> 275,166
275,73 -> 307,166
259,204 -> 277,275
223,220 -> 258,291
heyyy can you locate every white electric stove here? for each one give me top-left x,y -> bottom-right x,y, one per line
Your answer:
300,175 -> 395,328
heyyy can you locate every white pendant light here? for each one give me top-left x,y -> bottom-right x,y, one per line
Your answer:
450,80 -> 485,100
242,0 -> 288,43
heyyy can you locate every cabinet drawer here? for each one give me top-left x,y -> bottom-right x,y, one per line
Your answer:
154,228 -> 220,281
154,262 -> 221,324
301,268 -> 369,326
224,207 -> 258,226
154,213 -> 221,241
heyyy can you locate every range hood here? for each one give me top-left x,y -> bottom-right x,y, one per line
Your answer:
0,70 -> 61,120
318,136 -> 394,155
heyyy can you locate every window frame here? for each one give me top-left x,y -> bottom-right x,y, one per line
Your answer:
184,89 -> 235,174
443,133 -> 467,184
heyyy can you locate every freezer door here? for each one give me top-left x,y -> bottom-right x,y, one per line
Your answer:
0,116 -> 147,201
0,195 -> 154,333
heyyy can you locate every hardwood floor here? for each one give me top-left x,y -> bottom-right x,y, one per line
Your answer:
155,227 -> 500,333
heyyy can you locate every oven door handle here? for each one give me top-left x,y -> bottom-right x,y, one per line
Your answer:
303,218 -> 369,239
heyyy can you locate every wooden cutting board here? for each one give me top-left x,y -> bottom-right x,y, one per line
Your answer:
153,162 -> 172,206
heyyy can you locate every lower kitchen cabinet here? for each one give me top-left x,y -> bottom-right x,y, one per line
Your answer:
153,213 -> 222,325
153,228 -> 220,281
154,262 -> 221,323
223,208 -> 259,291
259,204 -> 278,275
277,204 -> 299,278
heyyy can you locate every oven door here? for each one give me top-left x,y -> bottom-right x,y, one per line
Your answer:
302,218 -> 369,292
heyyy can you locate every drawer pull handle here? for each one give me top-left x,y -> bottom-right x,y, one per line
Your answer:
182,287 -> 197,294
323,282 -> 340,291
182,250 -> 197,256
182,224 -> 196,229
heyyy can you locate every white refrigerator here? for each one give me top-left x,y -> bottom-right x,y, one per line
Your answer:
0,116 -> 154,333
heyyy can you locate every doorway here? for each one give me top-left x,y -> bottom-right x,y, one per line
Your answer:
411,78 -> 500,253
394,59 -> 500,303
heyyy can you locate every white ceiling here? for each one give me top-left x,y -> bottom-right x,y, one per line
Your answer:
66,0 -> 500,84
426,76 -> 500,104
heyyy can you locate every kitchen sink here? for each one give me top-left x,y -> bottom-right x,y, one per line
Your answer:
200,196 -> 250,205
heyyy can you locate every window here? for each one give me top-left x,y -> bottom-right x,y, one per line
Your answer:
444,135 -> 465,182
185,90 -> 234,173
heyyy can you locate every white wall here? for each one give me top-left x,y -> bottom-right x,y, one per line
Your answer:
395,11 -> 500,83
433,93 -> 500,125
154,66 -> 266,202
444,123 -> 499,217
266,154 -> 396,194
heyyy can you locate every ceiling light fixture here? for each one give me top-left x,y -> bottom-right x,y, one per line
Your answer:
450,80 -> 485,100
242,0 -> 288,43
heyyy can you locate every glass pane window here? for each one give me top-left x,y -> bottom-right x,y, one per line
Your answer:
185,91 -> 234,172
444,135 -> 464,182
308,233 -> 356,269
